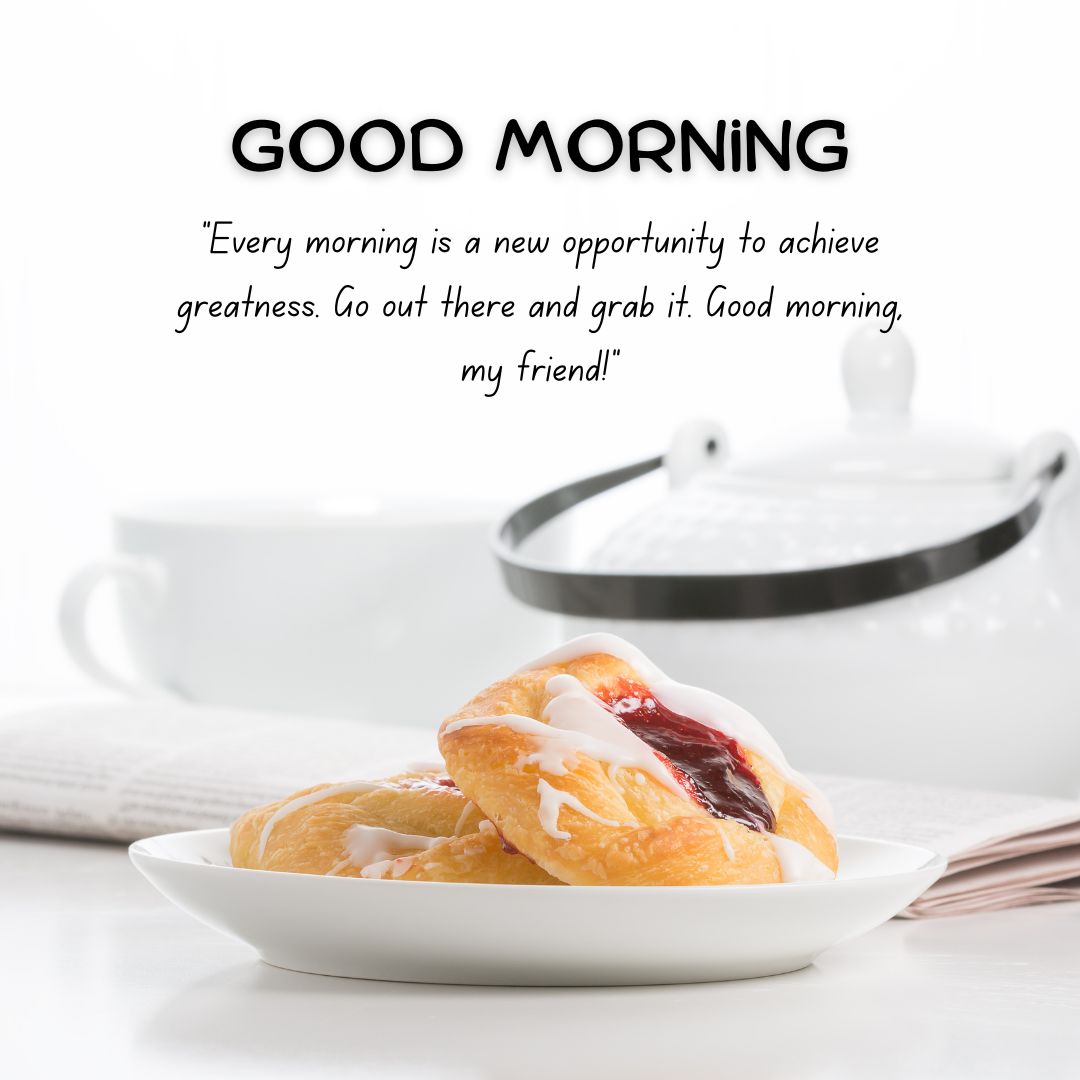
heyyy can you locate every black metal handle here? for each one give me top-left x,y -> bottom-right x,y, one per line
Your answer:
493,453 -> 1066,620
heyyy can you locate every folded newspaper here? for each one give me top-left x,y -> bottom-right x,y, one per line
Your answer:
1,697 -> 1078,918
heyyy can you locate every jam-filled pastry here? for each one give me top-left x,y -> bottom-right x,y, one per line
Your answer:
438,634 -> 837,886
230,769 -> 559,884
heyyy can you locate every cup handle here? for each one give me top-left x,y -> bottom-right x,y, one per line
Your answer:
58,555 -> 177,698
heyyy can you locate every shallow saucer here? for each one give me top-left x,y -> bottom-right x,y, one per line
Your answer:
130,829 -> 944,986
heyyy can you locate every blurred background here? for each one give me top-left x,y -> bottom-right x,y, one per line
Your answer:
1,0 -> 1077,687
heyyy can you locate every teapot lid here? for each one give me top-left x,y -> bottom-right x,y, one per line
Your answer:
735,326 -> 1014,485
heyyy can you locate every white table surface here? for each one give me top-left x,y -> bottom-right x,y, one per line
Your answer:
4,832 -> 1080,1080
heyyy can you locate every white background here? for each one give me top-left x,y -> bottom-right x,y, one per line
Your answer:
1,0 -> 1077,683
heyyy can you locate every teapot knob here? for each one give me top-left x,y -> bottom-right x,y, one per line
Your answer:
667,418 -> 728,487
842,324 -> 915,418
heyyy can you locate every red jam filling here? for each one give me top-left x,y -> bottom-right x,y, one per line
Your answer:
597,679 -> 775,833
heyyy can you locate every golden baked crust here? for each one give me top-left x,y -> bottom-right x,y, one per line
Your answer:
230,771 -> 484,876
438,652 -> 837,885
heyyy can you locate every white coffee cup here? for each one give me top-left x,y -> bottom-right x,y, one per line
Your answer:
59,499 -> 556,725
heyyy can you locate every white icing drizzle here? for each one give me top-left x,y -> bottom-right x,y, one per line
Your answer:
767,835 -> 836,883
520,633 -> 835,833
536,778 -> 626,840
361,856 -> 415,879
257,779 -> 387,859
453,799 -> 477,836
341,824 -> 448,879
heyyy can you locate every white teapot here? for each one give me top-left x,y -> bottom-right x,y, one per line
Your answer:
496,328 -> 1080,796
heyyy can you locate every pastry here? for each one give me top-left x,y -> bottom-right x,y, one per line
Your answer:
230,768 -> 558,884
230,634 -> 836,887
438,634 -> 837,885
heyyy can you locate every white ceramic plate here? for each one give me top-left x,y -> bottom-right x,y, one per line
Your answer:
130,829 -> 944,985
